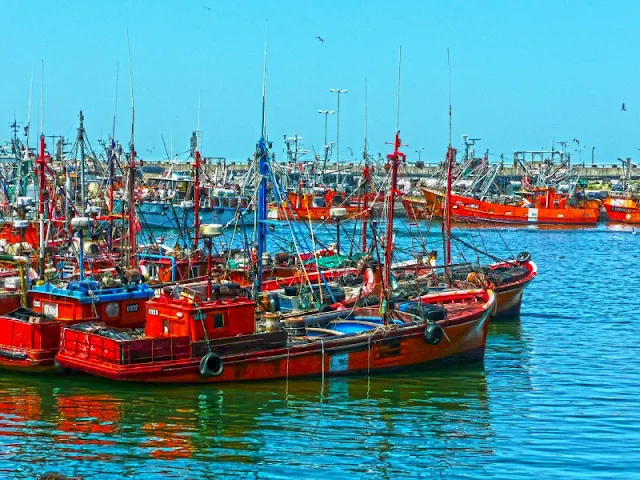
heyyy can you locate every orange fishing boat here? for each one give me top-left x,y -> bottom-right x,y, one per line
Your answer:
404,187 -> 599,225
602,193 -> 640,224
268,189 -> 379,221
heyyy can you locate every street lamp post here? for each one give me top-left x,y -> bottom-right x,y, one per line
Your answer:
318,109 -> 335,176
330,88 -> 348,167
591,146 -> 595,166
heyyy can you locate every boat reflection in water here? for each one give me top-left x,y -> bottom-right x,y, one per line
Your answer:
0,364 -> 497,478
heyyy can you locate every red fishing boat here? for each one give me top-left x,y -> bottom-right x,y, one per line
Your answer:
602,193 -> 640,224
267,189 -> 376,221
405,186 -> 600,225
54,279 -> 494,383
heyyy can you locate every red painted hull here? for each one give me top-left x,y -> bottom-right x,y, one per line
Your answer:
492,260 -> 537,318
602,198 -> 640,224
405,189 -> 599,225
56,292 -> 495,384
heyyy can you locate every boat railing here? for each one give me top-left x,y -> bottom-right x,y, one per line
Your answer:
61,327 -> 191,366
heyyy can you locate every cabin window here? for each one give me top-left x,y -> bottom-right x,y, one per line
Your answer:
230,198 -> 238,208
213,313 -> 224,328
212,197 -> 219,207
163,319 -> 169,334
240,197 -> 248,208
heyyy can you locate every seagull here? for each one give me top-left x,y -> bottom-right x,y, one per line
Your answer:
202,5 -> 211,10
622,103 -> 627,111
316,36 -> 324,43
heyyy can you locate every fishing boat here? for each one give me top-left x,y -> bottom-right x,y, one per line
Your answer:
54,281 -> 494,383
602,192 -> 640,224
267,187 -> 378,222
405,186 -> 600,225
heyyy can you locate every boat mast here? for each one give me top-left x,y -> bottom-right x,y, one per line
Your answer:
78,111 -> 86,215
108,62 -> 118,251
443,48 -> 455,267
37,61 -> 46,280
127,32 -> 137,269
254,35 -> 269,297
193,149 -> 201,250
382,48 -> 405,321
37,134 -> 47,280
361,77 -> 369,253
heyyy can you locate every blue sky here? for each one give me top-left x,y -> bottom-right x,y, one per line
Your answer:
1,0 -> 639,166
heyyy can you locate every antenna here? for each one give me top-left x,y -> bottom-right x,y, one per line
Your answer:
396,47 -> 402,132
197,91 -> 201,151
363,77 -> 368,160
261,20 -> 268,139
40,60 -> 44,136
26,73 -> 33,143
447,48 -> 452,146
127,30 -> 135,148
112,60 -> 119,139
161,133 -> 171,159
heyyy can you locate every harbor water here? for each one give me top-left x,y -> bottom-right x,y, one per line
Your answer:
0,223 -> 639,479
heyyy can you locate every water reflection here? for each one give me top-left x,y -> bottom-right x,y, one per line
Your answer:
0,362 -> 496,478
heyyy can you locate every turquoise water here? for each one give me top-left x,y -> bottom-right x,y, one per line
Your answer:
0,222 -> 639,479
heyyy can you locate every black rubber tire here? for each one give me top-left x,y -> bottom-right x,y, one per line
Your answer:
424,324 -> 444,345
516,251 -> 531,264
199,352 -> 224,378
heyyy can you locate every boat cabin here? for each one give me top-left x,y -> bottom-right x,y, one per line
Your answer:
144,292 -> 256,340
30,280 -> 154,328
57,289 -> 259,369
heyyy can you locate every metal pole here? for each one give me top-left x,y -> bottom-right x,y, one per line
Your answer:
79,110 -> 86,216
37,135 -> 46,279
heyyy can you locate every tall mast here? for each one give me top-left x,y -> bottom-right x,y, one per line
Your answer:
127,31 -> 137,269
361,77 -> 369,253
443,48 -> 454,266
78,110 -> 86,215
108,62 -> 119,250
37,61 -> 46,279
382,48 -> 405,321
254,32 -> 269,297
193,149 -> 201,250
37,134 -> 47,279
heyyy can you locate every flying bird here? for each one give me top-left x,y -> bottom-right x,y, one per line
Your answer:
316,36 -> 324,43
622,103 -> 627,111
202,5 -> 211,10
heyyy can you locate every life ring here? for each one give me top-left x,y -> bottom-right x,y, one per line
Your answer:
199,352 -> 224,377
424,324 -> 444,345
516,251 -> 531,264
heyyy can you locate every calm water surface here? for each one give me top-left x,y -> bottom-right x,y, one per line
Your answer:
0,223 -> 639,479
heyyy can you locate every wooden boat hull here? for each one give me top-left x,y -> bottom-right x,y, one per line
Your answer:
56,293 -> 495,384
405,189 -> 600,225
